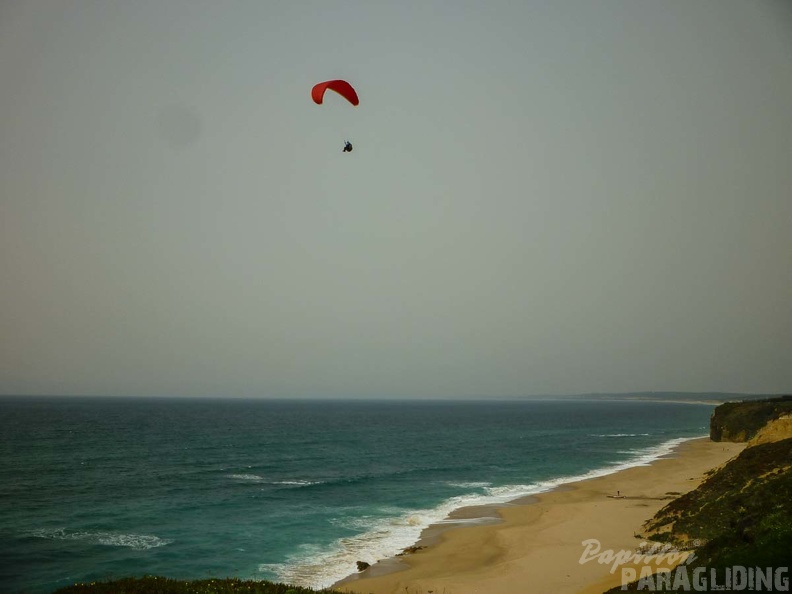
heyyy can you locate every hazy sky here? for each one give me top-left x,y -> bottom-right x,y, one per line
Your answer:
1,1 -> 791,399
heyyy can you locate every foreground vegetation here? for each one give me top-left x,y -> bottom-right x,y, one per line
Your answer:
53,577 -> 352,594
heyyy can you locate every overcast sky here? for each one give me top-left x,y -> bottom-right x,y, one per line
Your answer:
1,1 -> 791,399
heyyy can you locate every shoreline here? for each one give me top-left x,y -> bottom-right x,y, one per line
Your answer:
334,437 -> 745,594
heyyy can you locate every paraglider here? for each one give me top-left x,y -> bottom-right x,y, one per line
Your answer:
311,80 -> 359,106
312,79 -> 358,153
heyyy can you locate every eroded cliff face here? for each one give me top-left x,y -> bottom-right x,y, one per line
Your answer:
749,414 -> 792,446
710,396 -> 792,442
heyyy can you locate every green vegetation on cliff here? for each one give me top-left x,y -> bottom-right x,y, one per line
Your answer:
52,577 -> 351,594
710,395 -> 792,442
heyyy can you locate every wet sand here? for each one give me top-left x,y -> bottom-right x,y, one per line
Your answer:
335,437 -> 744,594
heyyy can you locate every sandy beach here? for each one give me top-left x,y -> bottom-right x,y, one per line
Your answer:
336,438 -> 745,594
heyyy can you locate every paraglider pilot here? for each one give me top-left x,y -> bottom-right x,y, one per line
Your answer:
343,140 -> 353,153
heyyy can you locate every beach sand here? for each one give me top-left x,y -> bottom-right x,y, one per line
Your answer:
335,438 -> 745,594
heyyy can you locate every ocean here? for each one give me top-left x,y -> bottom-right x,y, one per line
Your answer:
0,397 -> 714,593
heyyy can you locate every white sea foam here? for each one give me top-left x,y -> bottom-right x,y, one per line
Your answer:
227,473 -> 266,481
590,433 -> 651,437
264,435 -> 702,589
29,527 -> 172,550
227,474 -> 323,487
273,479 -> 324,486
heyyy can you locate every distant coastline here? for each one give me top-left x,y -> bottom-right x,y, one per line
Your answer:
542,391 -> 784,404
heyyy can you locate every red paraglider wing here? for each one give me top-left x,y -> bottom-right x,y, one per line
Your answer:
311,80 -> 359,106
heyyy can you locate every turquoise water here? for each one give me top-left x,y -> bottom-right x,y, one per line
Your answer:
0,397 -> 713,593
